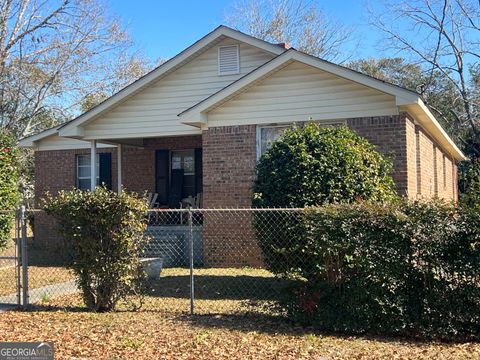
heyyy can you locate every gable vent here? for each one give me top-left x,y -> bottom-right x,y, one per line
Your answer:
218,45 -> 240,75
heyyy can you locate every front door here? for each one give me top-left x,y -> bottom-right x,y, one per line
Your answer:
155,148 -> 202,207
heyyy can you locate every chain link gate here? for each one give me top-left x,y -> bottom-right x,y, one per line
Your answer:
0,207 -> 28,308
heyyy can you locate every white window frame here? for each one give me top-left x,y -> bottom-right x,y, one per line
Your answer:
76,154 -> 100,190
218,45 -> 240,76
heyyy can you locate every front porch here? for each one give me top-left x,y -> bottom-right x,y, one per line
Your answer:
83,135 -> 203,209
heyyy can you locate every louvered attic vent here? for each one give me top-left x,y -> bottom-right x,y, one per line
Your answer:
218,45 -> 240,75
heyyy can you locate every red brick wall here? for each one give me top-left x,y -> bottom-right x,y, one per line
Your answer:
34,147 -> 117,255
33,136 -> 202,253
33,118 -> 459,266
202,125 -> 257,207
414,125 -> 457,200
34,147 -> 118,204
201,125 -> 260,266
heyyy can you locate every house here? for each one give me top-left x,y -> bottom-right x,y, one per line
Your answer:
19,25 -> 465,266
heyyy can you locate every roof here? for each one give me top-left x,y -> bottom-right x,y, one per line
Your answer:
18,25 -> 465,161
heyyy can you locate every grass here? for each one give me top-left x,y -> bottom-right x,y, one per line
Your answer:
0,267 -> 478,358
0,293 -> 478,359
0,266 -> 74,297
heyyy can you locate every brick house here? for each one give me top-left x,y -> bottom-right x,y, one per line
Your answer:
19,26 -> 465,266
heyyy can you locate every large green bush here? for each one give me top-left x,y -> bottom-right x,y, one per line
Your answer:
44,188 -> 148,312
0,130 -> 20,249
253,123 -> 397,208
253,123 -> 398,276
277,200 -> 480,340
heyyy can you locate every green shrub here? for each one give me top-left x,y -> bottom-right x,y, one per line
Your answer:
44,188 -> 148,312
253,123 -> 397,208
253,123 -> 398,277
277,200 -> 480,340
0,130 -> 20,249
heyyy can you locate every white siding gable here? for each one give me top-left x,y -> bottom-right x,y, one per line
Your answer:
82,38 -> 276,139
207,61 -> 399,127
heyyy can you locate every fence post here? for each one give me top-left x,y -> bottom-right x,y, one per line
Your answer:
15,209 -> 21,307
20,206 -> 29,307
188,208 -> 194,315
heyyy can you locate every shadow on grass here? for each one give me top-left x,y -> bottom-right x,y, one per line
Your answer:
182,312 -> 471,345
146,274 -> 294,301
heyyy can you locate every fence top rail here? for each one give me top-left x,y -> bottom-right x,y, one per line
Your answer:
13,207 -> 307,213
147,207 -> 305,212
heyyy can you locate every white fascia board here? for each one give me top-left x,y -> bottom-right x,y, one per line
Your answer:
59,26 -> 285,138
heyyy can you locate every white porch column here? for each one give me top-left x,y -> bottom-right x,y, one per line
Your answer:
117,143 -> 123,194
90,140 -> 97,191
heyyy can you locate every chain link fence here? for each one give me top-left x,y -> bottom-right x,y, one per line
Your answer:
2,208 -> 306,316
0,209 -> 22,307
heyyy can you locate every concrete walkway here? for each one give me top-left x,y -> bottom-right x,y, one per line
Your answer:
0,280 -> 78,311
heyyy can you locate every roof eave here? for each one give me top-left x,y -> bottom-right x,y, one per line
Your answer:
399,100 -> 466,161
18,127 -> 59,148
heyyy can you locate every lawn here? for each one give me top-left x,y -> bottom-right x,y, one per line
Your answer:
0,267 -> 478,359
0,266 -> 74,297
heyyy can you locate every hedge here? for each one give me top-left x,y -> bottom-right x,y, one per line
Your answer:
258,200 -> 480,340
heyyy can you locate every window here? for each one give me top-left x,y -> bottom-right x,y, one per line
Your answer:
171,150 -> 196,198
218,45 -> 240,75
76,153 -> 112,191
77,154 -> 99,190
171,150 -> 195,175
256,125 -> 290,160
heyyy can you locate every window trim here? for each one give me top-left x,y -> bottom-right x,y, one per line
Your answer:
218,44 -> 240,76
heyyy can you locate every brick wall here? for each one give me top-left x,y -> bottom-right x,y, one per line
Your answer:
414,125 -> 457,200
33,117 -> 459,267
34,147 -> 117,258
34,147 -> 117,204
202,125 -> 257,207
201,125 -> 261,266
200,117 -> 459,266
33,136 -> 202,255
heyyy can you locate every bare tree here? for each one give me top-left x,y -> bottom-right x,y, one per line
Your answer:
226,0 -> 354,62
370,0 -> 480,153
0,0 -> 153,138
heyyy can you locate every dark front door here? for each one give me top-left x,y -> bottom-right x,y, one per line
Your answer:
155,148 -> 202,207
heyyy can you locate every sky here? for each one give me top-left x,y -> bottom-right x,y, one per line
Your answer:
108,0 -> 384,62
